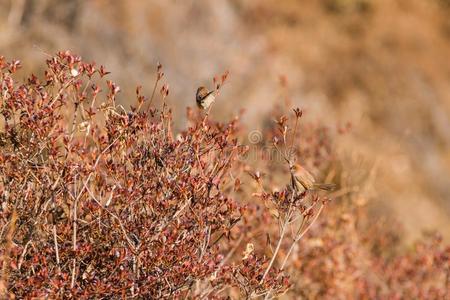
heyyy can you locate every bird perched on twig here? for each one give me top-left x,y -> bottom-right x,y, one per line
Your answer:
196,86 -> 216,110
290,163 -> 336,193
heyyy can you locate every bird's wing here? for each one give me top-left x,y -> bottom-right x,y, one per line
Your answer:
299,167 -> 316,184
202,92 -> 216,107
292,173 -> 308,192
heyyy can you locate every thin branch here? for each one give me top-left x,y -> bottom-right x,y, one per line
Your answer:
52,225 -> 61,274
280,203 -> 324,272
259,216 -> 288,284
70,183 -> 78,289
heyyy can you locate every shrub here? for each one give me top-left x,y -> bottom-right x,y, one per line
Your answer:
0,51 -> 329,299
0,52 -> 449,299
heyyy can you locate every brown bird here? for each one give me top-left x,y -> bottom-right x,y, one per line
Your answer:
290,163 -> 336,193
196,86 -> 216,110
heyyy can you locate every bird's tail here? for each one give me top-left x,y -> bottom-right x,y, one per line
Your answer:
313,183 -> 336,191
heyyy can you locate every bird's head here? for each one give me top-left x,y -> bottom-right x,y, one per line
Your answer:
290,163 -> 302,173
196,86 -> 209,100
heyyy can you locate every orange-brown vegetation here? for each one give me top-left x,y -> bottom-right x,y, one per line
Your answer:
0,51 -> 448,299
1,0 -> 450,298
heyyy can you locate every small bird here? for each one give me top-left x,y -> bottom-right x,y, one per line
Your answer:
196,86 -> 216,110
290,163 -> 336,193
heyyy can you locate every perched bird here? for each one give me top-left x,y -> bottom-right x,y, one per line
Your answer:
290,163 -> 336,193
196,86 -> 216,110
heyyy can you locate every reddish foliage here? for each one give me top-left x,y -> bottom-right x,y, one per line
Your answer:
0,52 -> 449,299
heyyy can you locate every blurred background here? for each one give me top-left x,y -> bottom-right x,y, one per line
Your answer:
1,0 -> 449,242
